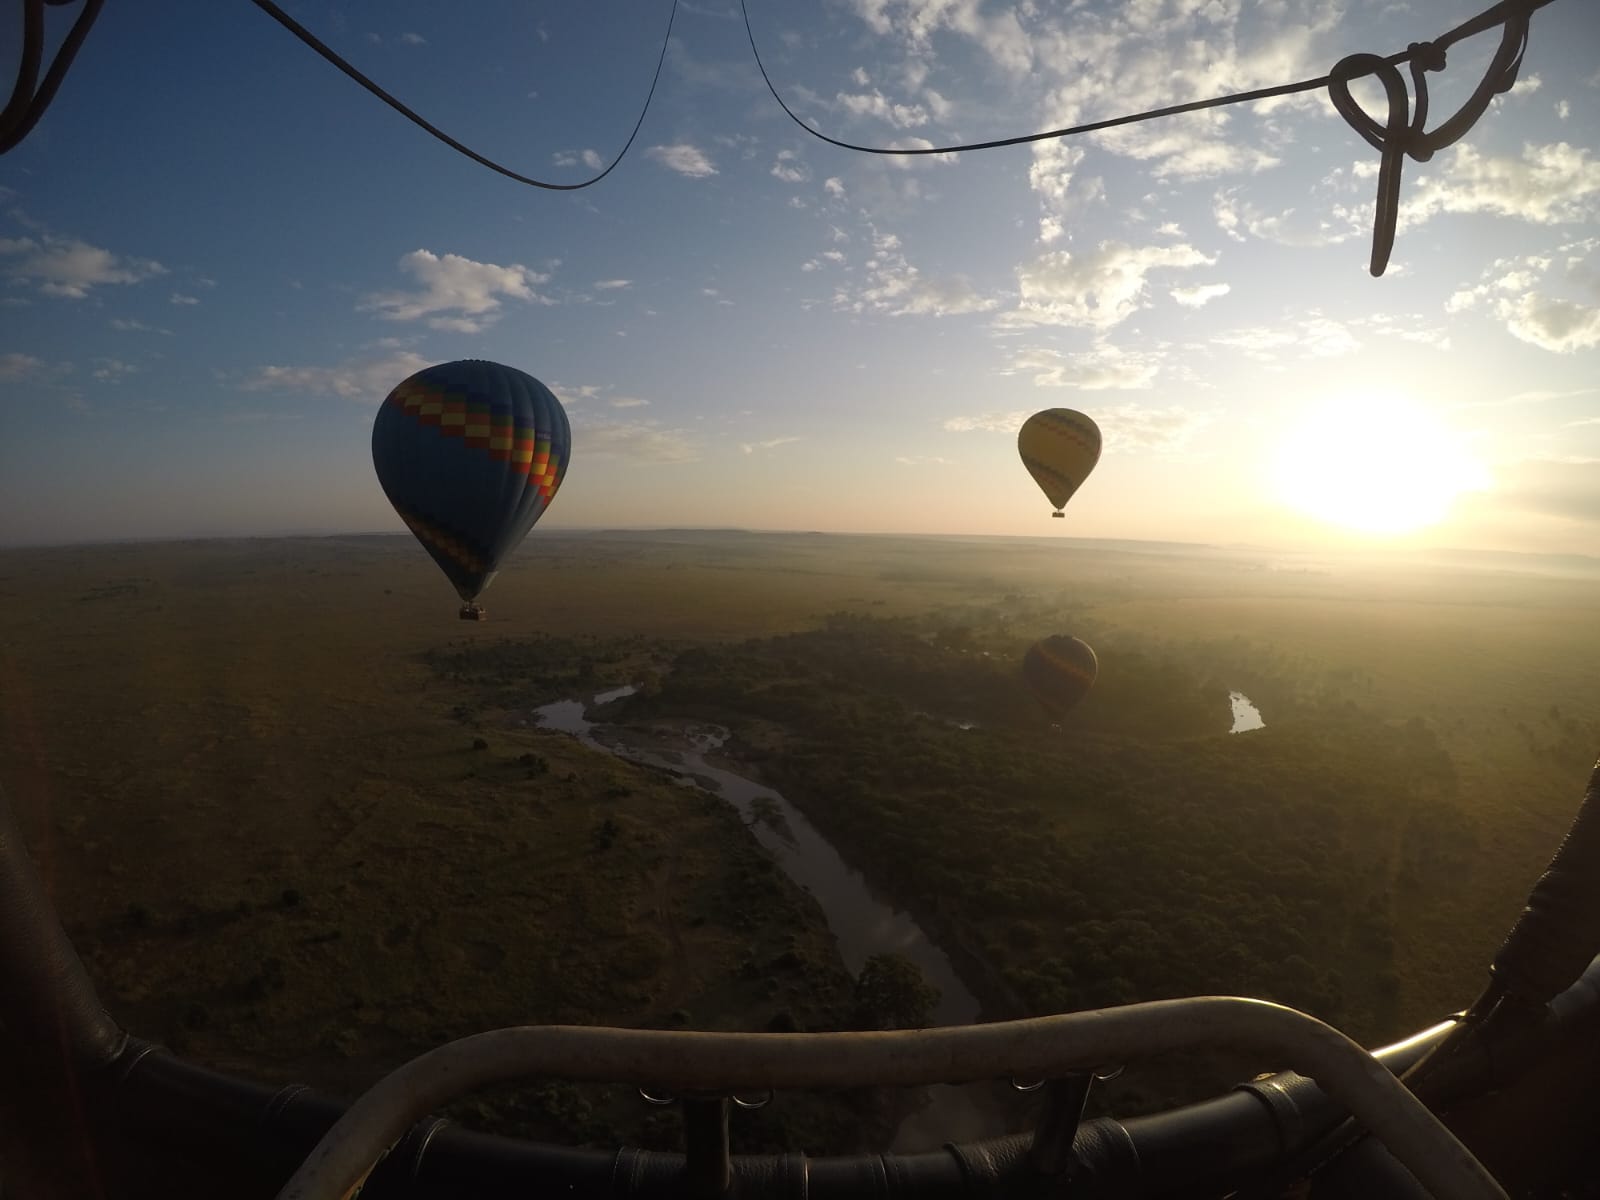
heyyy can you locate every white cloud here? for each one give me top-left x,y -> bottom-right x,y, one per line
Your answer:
943,411 -> 1028,433
400,31 -> 426,45
1093,110 -> 1279,180
824,177 -> 846,198
1001,241 -> 1213,331
834,228 -> 996,317
836,89 -> 928,127
1357,313 -> 1451,350
553,148 -> 607,170
878,136 -> 958,166
577,419 -> 699,463
0,234 -> 166,298
895,454 -> 949,465
771,149 -> 810,183
740,436 -> 802,454
946,399 -> 1208,453
548,383 -> 602,403
361,249 -> 551,332
91,358 -> 139,382
1402,142 -> 1600,228
241,350 -> 432,403
609,396 -> 650,408
170,292 -> 199,305
109,317 -> 170,334
1450,241 -> 1600,353
856,0 -> 1340,194
1029,141 -> 1101,244
849,0 -> 1033,75
1096,403 -> 1210,453
647,144 -> 718,177
594,279 -> 632,290
1171,283 -> 1230,308
1212,315 -> 1360,359
1212,188 -> 1361,247
0,352 -> 44,380
1499,293 -> 1600,353
1004,343 -> 1161,390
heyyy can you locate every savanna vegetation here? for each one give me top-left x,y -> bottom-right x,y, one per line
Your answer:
2,531 -> 1596,1148
610,611 -> 1455,1044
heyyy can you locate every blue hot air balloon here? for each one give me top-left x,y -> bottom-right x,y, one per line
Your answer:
372,360 -> 571,614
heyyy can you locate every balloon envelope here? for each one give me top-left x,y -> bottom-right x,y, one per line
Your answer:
372,360 -> 571,602
1018,409 -> 1101,515
1023,635 -> 1099,717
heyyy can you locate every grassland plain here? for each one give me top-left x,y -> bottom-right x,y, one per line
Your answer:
2,532 -> 1597,1142
0,535 -> 870,1148
1083,575 -> 1600,1019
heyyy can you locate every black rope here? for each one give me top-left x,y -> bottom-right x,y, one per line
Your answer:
0,1 -> 45,141
738,0 -> 1551,157
740,0 -> 1394,157
741,0 -> 1559,275
0,0 -> 106,154
248,0 -> 679,191
0,0 -> 1564,278
1328,0 -> 1547,274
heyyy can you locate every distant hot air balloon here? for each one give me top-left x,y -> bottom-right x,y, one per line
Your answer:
372,360 -> 571,616
1018,409 -> 1101,518
1022,635 -> 1098,718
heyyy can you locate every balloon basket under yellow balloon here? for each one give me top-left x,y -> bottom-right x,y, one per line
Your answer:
458,603 -> 487,621
1051,511 -> 1064,518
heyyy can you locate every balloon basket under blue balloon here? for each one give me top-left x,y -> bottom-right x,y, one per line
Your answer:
458,604 -> 487,621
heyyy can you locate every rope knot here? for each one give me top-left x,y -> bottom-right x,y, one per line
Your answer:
1409,41 -> 1447,73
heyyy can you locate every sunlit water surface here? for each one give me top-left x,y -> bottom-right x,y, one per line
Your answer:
1230,692 -> 1264,733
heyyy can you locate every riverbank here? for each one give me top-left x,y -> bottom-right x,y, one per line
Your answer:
538,688 -> 1028,1147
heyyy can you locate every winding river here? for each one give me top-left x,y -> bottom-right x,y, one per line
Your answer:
532,684 -> 1265,1146
534,687 -> 980,1027
533,686 -> 991,1148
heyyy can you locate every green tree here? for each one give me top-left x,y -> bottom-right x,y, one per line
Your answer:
852,954 -> 939,1031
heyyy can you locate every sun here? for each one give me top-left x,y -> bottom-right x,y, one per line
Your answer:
1270,393 -> 1490,535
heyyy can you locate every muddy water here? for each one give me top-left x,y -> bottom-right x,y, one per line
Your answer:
1229,691 -> 1264,733
535,688 -> 979,1024
533,687 -> 995,1147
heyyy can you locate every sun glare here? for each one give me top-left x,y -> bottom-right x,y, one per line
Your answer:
1271,394 -> 1490,535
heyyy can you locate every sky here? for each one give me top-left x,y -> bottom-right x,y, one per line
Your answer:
1,0 -> 1597,553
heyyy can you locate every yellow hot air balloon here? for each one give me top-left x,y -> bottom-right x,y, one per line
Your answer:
1018,409 -> 1102,518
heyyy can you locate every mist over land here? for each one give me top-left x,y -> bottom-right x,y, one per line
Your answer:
2,530 -> 1596,1151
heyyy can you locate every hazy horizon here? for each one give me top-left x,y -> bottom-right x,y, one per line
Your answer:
5,523 -> 1597,576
